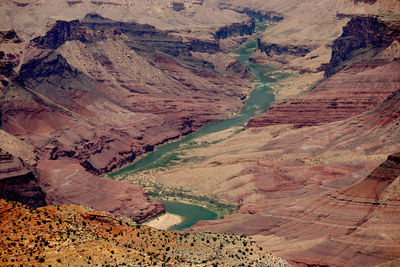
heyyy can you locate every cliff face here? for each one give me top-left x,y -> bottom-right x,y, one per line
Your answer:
353,0 -> 378,4
326,15 -> 400,77
248,15 -> 400,129
257,39 -> 311,58
187,87 -> 400,266
0,30 -> 23,89
125,8 -> 400,265
215,18 -> 255,40
247,60 -> 400,128
0,149 -> 46,207
240,9 -> 283,23
0,13 -> 252,220
340,152 -> 400,199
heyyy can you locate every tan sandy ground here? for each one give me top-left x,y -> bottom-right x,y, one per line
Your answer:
143,212 -> 183,230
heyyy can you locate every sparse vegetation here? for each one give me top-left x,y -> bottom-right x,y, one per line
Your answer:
0,199 -> 288,266
136,180 -> 237,219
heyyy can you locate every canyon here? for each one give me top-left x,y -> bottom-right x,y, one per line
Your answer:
0,1 -> 256,221
1,0 -> 400,266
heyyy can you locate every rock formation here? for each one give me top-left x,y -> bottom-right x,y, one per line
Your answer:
1,0 -> 400,265
0,198 -> 288,266
177,88 -> 400,266
0,149 -> 45,207
0,8 -> 253,220
326,15 -> 400,77
248,14 -> 400,129
121,6 -> 400,266
247,60 -> 400,128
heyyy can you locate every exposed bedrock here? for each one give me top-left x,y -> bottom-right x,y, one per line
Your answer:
191,89 -> 400,266
214,18 -> 255,40
352,0 -> 378,5
0,30 -> 23,89
214,3 -> 284,23
257,39 -> 312,58
0,149 -> 46,207
248,13 -> 400,129
326,15 -> 400,77
0,13 -> 251,219
240,9 -> 283,23
36,158 -> 164,223
339,152 -> 400,200
32,20 -> 87,49
247,60 -> 400,128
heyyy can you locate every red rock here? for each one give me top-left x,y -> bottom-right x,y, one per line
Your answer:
247,60 -> 400,128
192,89 -> 400,266
0,16 -> 251,220
36,158 -> 164,223
0,149 -> 46,207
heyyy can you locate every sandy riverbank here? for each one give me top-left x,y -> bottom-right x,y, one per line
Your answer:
143,213 -> 183,230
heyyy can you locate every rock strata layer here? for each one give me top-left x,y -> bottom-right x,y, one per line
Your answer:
247,60 -> 400,128
189,88 -> 400,266
0,149 -> 46,207
248,15 -> 400,129
0,13 -> 252,220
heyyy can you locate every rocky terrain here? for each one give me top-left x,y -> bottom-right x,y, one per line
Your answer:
0,2 -> 257,220
1,0 -> 400,266
0,149 -> 45,207
247,59 -> 400,128
0,198 -> 289,266
120,3 -> 400,265
248,12 -> 400,127
130,85 -> 400,266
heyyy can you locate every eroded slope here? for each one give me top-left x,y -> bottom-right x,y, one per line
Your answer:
0,199 -> 288,266
0,12 -> 254,220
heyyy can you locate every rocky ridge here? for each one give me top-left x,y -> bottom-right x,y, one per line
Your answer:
122,10 -> 400,265
326,14 -> 400,77
141,87 -> 400,266
0,149 -> 45,207
0,8 -> 255,220
0,198 -> 289,266
1,0 -> 400,265
247,60 -> 400,128
247,14 -> 400,129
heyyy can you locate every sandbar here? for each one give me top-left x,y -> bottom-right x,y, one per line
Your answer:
143,212 -> 183,230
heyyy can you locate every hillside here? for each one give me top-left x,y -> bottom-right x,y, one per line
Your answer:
0,3 -> 255,220
0,198 -> 288,266
1,0 -> 400,265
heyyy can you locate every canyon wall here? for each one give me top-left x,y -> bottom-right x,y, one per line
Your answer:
186,87 -> 400,266
0,149 -> 46,207
248,15 -> 400,128
0,11 -> 253,220
326,15 -> 400,77
125,9 -> 400,265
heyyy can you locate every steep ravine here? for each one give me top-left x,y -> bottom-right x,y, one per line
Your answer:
117,13 -> 400,266
109,20 -> 279,178
0,12 -> 260,222
248,15 -> 400,129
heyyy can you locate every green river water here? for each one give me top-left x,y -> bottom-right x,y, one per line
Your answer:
109,21 -> 290,230
161,201 -> 218,231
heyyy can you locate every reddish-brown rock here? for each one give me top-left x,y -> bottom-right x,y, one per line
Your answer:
247,60 -> 400,128
0,149 -> 46,207
191,88 -> 400,266
0,15 -> 251,220
36,158 -> 164,223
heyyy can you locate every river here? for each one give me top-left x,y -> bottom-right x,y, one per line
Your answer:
109,21 -> 282,178
110,21 -> 288,230
161,201 -> 218,231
